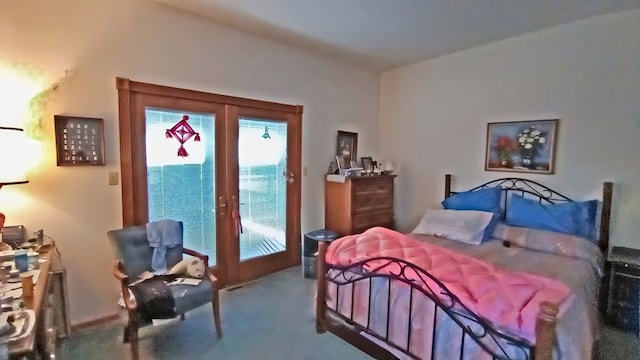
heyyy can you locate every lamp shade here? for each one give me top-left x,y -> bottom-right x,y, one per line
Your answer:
0,127 -> 35,185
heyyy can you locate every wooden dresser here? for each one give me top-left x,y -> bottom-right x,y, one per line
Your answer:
325,175 -> 396,236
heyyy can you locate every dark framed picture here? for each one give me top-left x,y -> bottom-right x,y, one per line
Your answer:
484,119 -> 558,174
361,156 -> 373,171
54,115 -> 106,166
336,131 -> 358,169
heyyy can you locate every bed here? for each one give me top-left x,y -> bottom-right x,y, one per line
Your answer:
315,174 -> 612,360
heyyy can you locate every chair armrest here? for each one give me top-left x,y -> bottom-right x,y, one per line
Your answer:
182,247 -> 209,263
112,260 -> 128,282
113,260 -> 137,311
182,247 -> 218,284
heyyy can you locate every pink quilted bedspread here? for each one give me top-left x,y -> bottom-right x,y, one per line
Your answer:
326,227 -> 572,339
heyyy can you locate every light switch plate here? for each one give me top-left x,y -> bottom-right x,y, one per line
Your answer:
108,171 -> 119,185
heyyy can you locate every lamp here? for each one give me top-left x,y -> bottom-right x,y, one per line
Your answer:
0,127 -> 32,231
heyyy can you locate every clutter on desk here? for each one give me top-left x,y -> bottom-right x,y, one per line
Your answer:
0,309 -> 35,342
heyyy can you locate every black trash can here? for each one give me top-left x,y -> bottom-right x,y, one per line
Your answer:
303,229 -> 340,278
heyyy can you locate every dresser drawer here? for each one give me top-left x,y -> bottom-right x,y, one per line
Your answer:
353,221 -> 394,234
352,180 -> 393,196
352,211 -> 393,229
617,263 -> 640,278
607,272 -> 640,335
352,195 -> 393,213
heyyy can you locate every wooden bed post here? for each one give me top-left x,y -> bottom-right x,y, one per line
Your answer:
600,181 -> 613,254
444,174 -> 452,198
316,241 -> 329,333
534,301 -> 559,360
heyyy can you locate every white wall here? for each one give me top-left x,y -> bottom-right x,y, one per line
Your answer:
0,0 -> 380,325
380,10 -> 640,248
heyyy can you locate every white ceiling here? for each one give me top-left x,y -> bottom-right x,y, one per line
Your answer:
155,0 -> 640,71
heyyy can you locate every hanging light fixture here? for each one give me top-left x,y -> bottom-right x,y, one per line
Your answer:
261,126 -> 271,139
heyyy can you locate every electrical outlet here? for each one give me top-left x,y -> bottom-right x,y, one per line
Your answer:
108,171 -> 119,186
303,167 -> 308,176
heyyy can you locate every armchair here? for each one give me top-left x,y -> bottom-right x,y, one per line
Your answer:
108,221 -> 221,359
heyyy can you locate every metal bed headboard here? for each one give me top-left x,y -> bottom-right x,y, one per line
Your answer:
443,174 -> 613,253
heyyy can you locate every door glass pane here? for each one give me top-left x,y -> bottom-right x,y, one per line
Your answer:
145,108 -> 217,266
238,118 -> 287,260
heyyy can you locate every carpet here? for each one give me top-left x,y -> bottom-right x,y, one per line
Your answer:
58,266 -> 639,359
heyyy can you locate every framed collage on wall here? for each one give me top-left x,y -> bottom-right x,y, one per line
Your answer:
54,115 -> 106,166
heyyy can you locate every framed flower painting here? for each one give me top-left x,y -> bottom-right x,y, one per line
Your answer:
484,119 -> 558,174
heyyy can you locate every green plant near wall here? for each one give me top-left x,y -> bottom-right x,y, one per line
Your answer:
9,62 -> 70,140
26,82 -> 60,140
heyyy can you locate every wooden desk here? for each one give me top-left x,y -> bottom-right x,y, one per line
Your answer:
7,246 -> 67,359
5,262 -> 49,359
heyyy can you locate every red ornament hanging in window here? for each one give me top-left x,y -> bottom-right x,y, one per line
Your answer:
165,115 -> 200,157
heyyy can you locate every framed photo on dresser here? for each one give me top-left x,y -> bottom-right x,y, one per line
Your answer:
336,131 -> 358,169
54,115 -> 106,166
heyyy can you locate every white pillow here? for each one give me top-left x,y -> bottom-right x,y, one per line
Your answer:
411,209 -> 494,245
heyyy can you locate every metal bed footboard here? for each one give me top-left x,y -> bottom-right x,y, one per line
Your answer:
321,256 -> 535,360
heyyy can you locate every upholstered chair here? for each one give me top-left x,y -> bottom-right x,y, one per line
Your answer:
108,222 -> 221,359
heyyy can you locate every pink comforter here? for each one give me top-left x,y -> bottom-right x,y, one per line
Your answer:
326,227 -> 572,340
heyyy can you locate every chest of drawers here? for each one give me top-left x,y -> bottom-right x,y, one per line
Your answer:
324,175 -> 396,236
606,246 -> 640,336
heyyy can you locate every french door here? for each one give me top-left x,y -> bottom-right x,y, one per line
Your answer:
116,78 -> 302,286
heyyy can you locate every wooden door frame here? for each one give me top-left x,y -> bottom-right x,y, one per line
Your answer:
115,77 -> 303,286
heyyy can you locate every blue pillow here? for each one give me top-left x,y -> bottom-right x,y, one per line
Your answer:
441,187 -> 502,241
506,195 -> 597,238
441,186 -> 502,213
575,200 -> 599,241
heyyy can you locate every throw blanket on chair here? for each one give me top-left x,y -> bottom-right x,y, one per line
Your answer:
129,275 -> 178,320
146,219 -> 182,274
326,227 -> 573,341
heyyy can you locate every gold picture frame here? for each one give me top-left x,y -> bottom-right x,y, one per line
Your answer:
484,119 -> 558,174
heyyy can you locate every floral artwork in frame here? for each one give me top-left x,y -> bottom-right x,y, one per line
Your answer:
484,119 -> 558,174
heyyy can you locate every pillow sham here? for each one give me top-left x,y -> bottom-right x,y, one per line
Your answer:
412,209 -> 494,245
576,199 -> 599,241
441,186 -> 502,213
441,186 -> 502,241
492,223 -> 603,276
506,195 -> 599,242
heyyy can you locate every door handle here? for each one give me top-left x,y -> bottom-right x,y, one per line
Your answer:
231,196 -> 243,235
283,170 -> 294,184
217,196 -> 227,216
